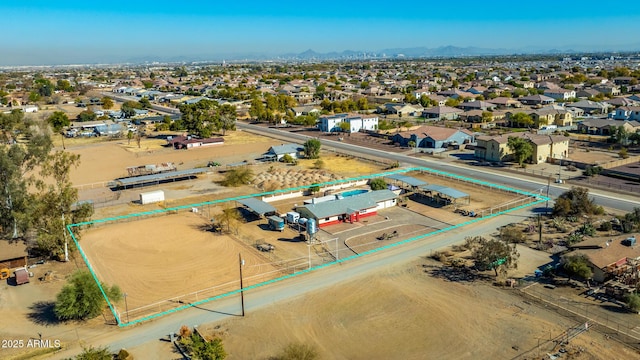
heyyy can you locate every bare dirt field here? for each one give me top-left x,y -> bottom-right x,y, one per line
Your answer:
195,258 -> 639,360
66,130 -> 281,185
80,212 -> 280,320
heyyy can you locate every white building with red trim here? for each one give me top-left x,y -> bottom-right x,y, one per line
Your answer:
295,190 -> 397,227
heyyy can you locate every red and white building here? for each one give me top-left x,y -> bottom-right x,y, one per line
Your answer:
296,190 -> 397,227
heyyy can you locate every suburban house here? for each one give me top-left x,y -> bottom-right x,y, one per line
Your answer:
295,190 -> 398,228
530,106 -> 573,128
380,103 -> 424,116
487,97 -> 522,108
612,106 -> 640,121
265,144 -> 304,161
543,89 -> 576,100
474,132 -> 569,164
291,105 -> 321,117
318,113 -> 379,133
577,119 -> 640,136
421,106 -> 464,121
604,97 -> 638,108
167,135 -> 224,149
457,100 -> 496,112
520,95 -> 555,106
594,84 -> 621,96
461,110 -> 506,125
567,100 -> 610,115
391,125 -> 475,149
576,88 -> 601,99
563,236 -> 640,283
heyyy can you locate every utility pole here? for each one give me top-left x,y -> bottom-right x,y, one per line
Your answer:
546,176 -> 551,214
238,253 -> 245,317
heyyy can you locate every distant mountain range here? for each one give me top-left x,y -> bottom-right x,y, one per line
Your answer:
2,45 -> 639,67
122,45 -> 640,65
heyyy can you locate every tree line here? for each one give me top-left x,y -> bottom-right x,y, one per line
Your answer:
0,109 -> 92,260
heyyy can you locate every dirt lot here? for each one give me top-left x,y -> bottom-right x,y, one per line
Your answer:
194,258 -> 639,360
80,212 -> 280,320
66,130 -> 282,185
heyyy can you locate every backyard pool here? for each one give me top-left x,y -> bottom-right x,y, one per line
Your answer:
340,189 -> 369,197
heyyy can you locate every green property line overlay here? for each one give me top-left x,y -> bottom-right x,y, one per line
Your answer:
66,166 -> 549,327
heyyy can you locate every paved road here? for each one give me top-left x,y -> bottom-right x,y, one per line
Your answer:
49,207 -> 536,359
237,123 -> 640,213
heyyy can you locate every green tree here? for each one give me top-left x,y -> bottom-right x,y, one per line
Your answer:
75,346 -> 112,360
369,178 -> 387,191
47,111 -> 70,149
54,270 -> 122,321
218,204 -> 242,234
77,110 -> 97,122
553,187 -> 600,217
312,159 -> 324,169
56,79 -> 73,92
0,110 -> 53,239
178,99 -> 235,137
101,97 -> 113,110
562,254 -> 593,280
481,111 -> 493,123
121,100 -> 142,118
33,151 -> 93,260
181,333 -> 226,360
338,121 -> 350,133
466,236 -> 519,277
127,130 -> 134,145
510,112 -> 533,127
139,97 -> 151,109
249,97 -> 266,120
625,294 -> 640,313
303,139 -> 321,159
507,137 -> 533,166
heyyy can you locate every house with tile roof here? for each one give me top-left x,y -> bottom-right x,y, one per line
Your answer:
421,106 -> 464,120
391,125 -> 474,149
474,132 -> 569,164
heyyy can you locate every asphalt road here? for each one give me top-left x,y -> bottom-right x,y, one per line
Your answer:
237,123 -> 640,213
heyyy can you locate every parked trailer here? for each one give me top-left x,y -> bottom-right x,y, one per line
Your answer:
268,215 -> 285,232
140,190 -> 165,205
14,268 -> 29,285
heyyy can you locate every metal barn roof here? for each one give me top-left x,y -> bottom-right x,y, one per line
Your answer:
299,190 -> 397,219
114,168 -> 208,188
420,184 -> 469,199
237,198 -> 277,216
384,174 -> 427,187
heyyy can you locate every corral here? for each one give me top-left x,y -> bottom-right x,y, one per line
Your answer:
68,167 -> 546,326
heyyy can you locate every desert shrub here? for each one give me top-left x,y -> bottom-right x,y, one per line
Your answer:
562,254 -> 592,280
312,159 -> 324,169
625,293 -> 640,313
221,167 -> 253,187
274,342 -> 318,360
281,154 -> 296,164
553,187 -> 599,217
583,165 -> 603,177
115,349 -> 133,360
599,221 -> 613,231
500,225 -> 526,243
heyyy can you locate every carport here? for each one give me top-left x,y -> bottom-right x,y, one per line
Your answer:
237,198 -> 277,218
383,174 -> 427,190
419,184 -> 470,206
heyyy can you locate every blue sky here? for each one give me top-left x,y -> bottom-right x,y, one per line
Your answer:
1,1 -> 639,65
